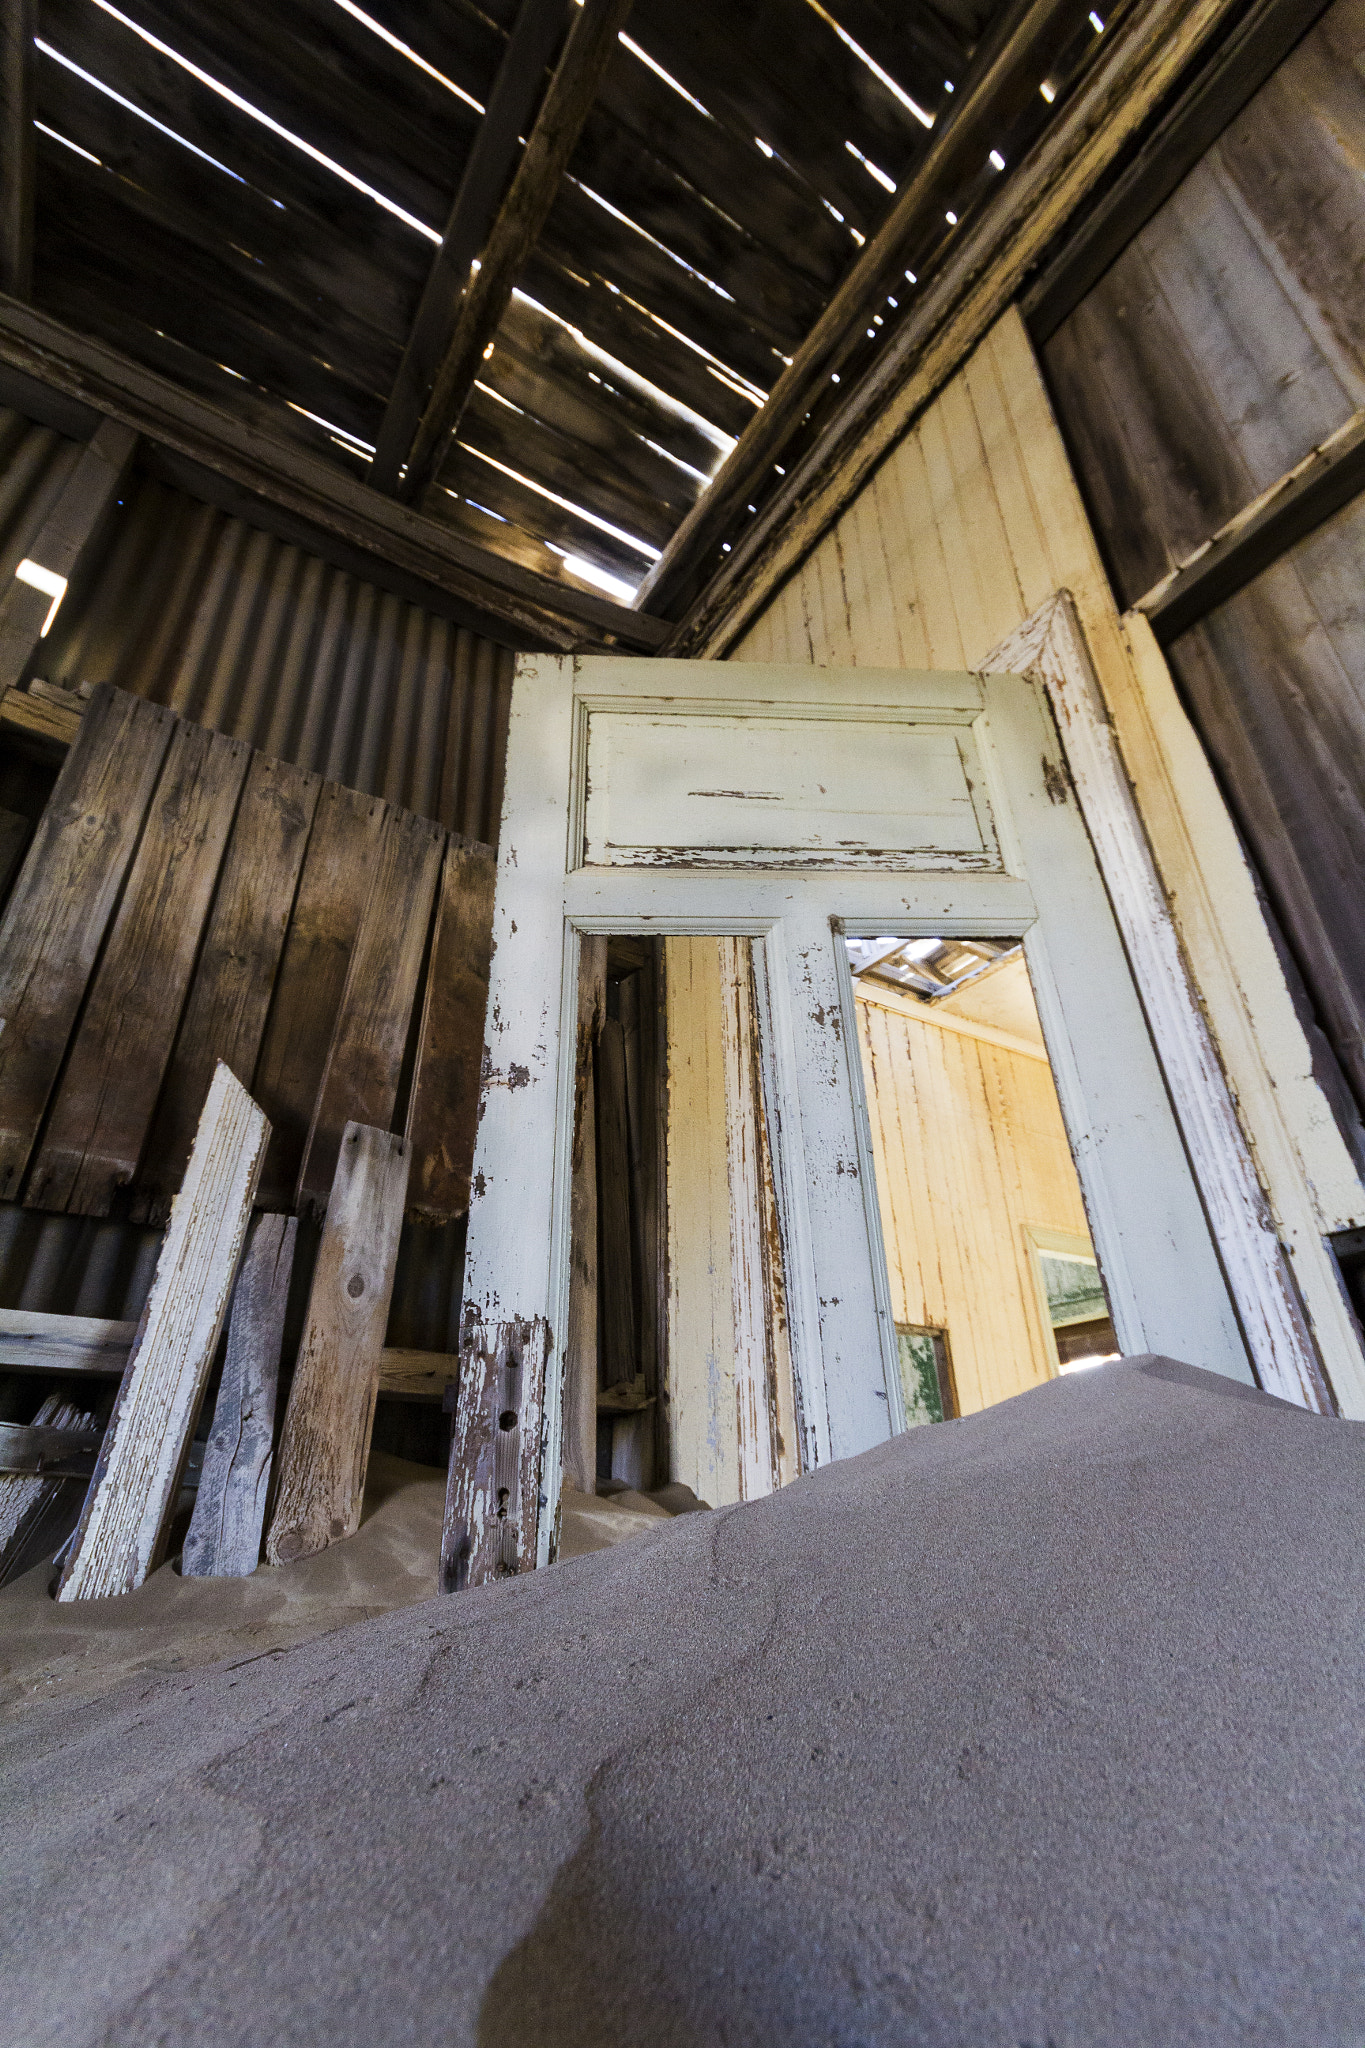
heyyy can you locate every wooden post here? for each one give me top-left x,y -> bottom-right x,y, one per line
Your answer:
596,1014 -> 637,1389
57,1063 -> 270,1601
0,418 -> 138,690
441,1314 -> 550,1592
404,836 -> 497,1223
563,935 -> 605,1494
267,1122 -> 408,1565
182,1212 -> 296,1578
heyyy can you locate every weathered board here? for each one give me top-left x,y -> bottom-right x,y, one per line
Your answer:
403,835 -> 497,1223
0,685 -> 175,1199
563,936 -> 605,1495
57,1063 -> 269,1600
295,806 -> 444,1212
137,754 -> 321,1219
26,723 -> 251,1215
0,1392 -> 101,1589
0,1307 -> 134,1373
441,1314 -> 550,1592
266,1122 -> 408,1564
596,1014 -> 636,1390
182,1211 -> 296,1578
251,782 -> 388,1211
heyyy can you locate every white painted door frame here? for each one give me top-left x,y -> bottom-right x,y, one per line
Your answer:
463,652 -> 1263,1563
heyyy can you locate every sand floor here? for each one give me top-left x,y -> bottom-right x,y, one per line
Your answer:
3,1358 -> 1363,2045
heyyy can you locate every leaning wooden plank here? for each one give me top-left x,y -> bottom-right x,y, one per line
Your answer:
0,685 -> 176,1199
182,1212 -> 296,1579
403,836 -> 497,1223
27,723 -> 251,1216
0,1307 -> 134,1373
251,783 -> 387,1210
441,1314 -> 550,1593
596,1014 -> 637,1390
56,1062 -> 269,1601
266,1123 -> 408,1565
136,753 -> 321,1221
563,936 -> 606,1495
0,1392 -> 99,1589
296,807 -> 444,1213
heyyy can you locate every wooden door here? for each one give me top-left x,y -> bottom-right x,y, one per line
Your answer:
455,654 -> 1256,1571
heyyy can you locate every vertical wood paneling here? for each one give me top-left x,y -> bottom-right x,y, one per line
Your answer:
856,991 -> 1091,1413
732,302 -> 1365,1415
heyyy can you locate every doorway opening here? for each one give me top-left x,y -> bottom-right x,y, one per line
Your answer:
561,934 -> 799,1538
846,935 -> 1120,1426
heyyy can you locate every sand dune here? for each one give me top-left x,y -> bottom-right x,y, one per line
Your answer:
3,1358 -> 1362,2046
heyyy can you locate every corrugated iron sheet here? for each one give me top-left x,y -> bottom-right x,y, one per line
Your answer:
0,408 -> 83,589
28,458 -> 515,844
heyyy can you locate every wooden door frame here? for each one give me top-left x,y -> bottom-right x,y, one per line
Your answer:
461,641 -> 1315,1570
988,593 -> 1331,1412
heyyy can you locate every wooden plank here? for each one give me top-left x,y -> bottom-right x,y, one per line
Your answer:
0,684 -> 81,747
266,1122 -> 409,1565
596,1014 -> 636,1389
136,753 -> 322,1221
0,685 -> 176,1200
0,1306 -> 134,1373
0,0 -> 35,299
0,1418 -> 101,1477
378,1347 -> 458,1401
182,1212 -> 295,1578
251,782 -> 387,1212
371,0 -> 570,493
0,1390 -> 99,1588
57,1062 -> 269,1600
440,1313 -> 550,1592
295,805 -> 444,1213
403,836 -> 497,1223
0,300 -> 672,655
26,723 -> 251,1217
563,935 -> 605,1494
401,0 -> 638,500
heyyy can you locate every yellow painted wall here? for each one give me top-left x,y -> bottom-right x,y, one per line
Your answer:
732,305 -> 1365,1416
857,984 -> 1090,1414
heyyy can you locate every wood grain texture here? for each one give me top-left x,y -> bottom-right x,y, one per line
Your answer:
441,1314 -> 550,1592
0,1417 -> 101,1475
0,1306 -> 134,1373
27,722 -> 250,1216
251,782 -> 387,1210
0,684 -> 175,1199
267,1123 -> 408,1565
296,805 -> 444,1213
137,753 -> 321,1220
182,1211 -> 296,1578
57,1062 -> 269,1600
403,836 -> 496,1224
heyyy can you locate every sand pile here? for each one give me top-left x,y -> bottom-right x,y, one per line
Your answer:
3,1358 -> 1363,2046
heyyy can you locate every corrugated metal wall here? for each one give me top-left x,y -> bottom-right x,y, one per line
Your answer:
1,408 -> 518,1385
4,409 -> 516,844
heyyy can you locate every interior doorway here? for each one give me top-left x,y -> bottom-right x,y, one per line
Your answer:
846,934 -> 1120,1430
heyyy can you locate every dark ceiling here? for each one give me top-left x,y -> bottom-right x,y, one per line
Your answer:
26,0 -> 1107,619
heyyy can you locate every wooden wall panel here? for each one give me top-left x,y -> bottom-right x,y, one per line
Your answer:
1043,0 -> 1365,605
732,305 -> 1365,1417
855,989 -> 1090,1413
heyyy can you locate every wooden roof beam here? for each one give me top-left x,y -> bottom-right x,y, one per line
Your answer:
370,0 -> 572,496
0,294 -> 670,653
398,0 -> 636,506
635,0 -> 1083,622
0,0 -> 35,298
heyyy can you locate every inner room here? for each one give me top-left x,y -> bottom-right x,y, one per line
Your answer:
846,934 -> 1119,1428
